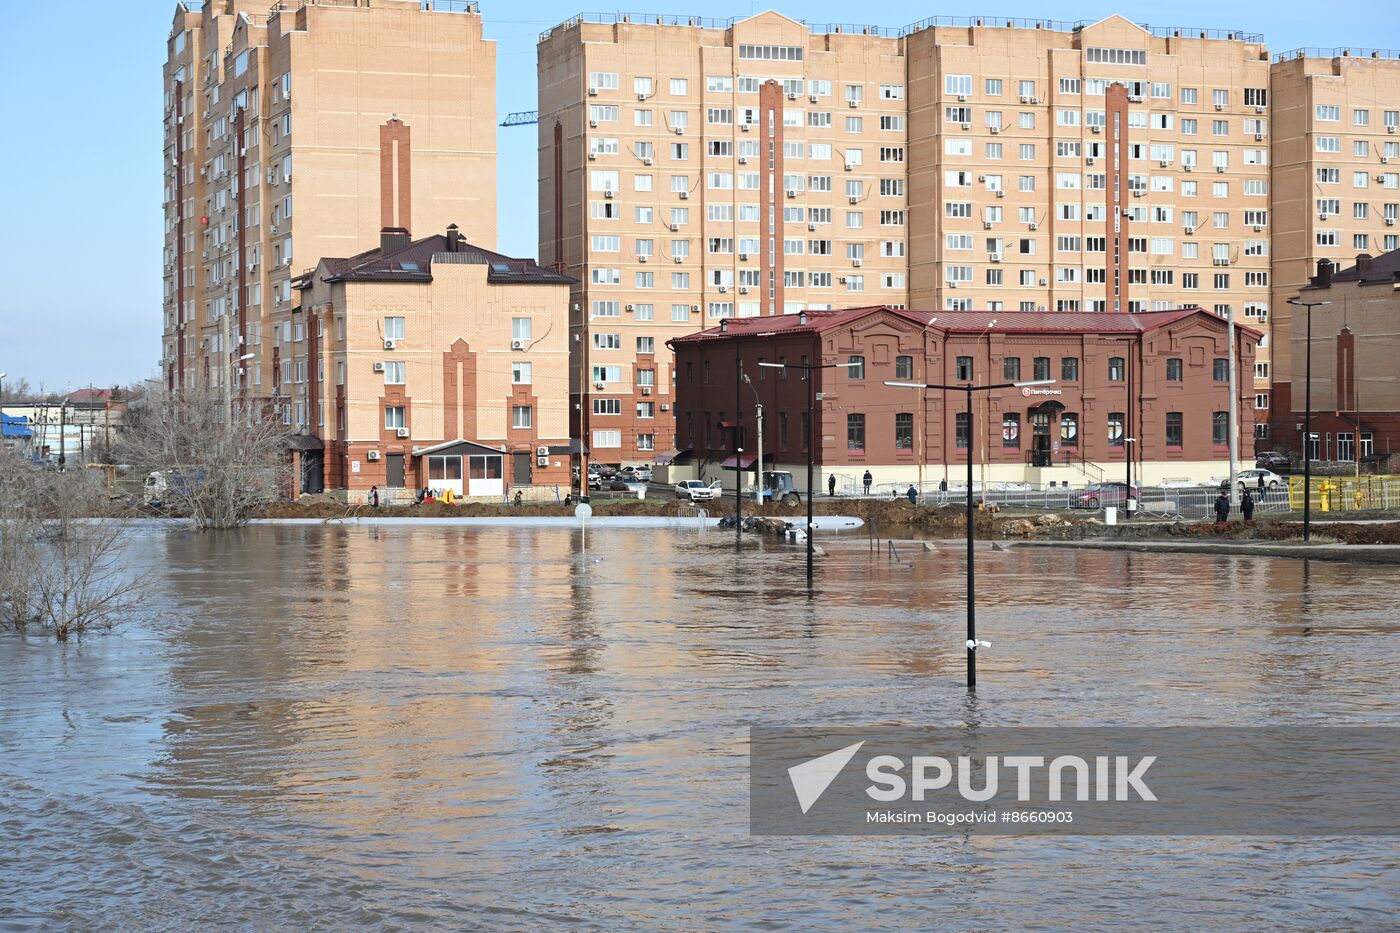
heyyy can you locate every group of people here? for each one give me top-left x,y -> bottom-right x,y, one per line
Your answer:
1214,488 -> 1257,523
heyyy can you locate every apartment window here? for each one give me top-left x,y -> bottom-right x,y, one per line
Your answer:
383,361 -> 405,385
956,356 -> 973,380
593,399 -> 621,415
1061,357 -> 1079,381
1033,357 -> 1050,381
1003,357 -> 1022,381
384,406 -> 405,430
1212,411 -> 1229,447
945,74 -> 972,96
1002,413 -> 1021,449
383,316 -> 405,341
1108,357 -> 1125,381
511,405 -> 532,429
955,412 -> 971,449
895,355 -> 913,380
511,361 -> 532,384
842,413 -> 866,453
592,430 -> 622,449
1107,412 -> 1125,447
1164,358 -> 1183,382
1165,412 -> 1183,449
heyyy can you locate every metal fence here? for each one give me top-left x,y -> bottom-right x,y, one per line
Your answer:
1286,476 -> 1400,513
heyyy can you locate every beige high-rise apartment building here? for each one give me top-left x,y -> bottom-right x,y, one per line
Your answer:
907,15 -> 1272,331
1267,49 -> 1400,449
160,0 -> 497,408
537,12 -> 909,465
539,11 -> 1277,465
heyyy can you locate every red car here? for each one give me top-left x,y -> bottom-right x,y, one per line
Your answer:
1072,482 -> 1140,509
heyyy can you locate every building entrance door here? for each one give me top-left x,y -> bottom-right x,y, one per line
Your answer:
1031,412 -> 1052,466
386,453 -> 405,488
512,451 -> 533,485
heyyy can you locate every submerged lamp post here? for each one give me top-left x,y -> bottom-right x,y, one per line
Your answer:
885,376 -> 1056,690
1288,297 -> 1330,542
759,347 -> 862,585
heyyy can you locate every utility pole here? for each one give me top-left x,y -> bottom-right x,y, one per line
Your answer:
1288,297 -> 1331,542
754,402 -> 764,504
1227,305 -> 1239,509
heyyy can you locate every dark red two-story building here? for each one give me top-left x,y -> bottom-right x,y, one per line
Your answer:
668,306 -> 1259,493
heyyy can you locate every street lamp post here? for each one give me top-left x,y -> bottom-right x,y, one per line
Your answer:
886,377 -> 1056,690
719,318 -> 742,548
759,351 -> 862,584
741,373 -> 764,504
572,310 -> 601,502
1288,297 -> 1331,541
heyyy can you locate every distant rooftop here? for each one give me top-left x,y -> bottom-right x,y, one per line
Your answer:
304,227 -> 575,287
542,11 -> 1261,44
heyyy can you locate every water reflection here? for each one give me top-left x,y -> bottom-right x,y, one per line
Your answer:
0,525 -> 1396,928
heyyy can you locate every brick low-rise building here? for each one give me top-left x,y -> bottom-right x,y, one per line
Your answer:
670,305 -> 1258,491
294,225 -> 575,499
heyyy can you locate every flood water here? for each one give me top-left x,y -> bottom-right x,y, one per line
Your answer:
1,523 -> 1397,930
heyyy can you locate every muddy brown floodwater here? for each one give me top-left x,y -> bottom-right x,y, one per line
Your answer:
1,522 -> 1397,930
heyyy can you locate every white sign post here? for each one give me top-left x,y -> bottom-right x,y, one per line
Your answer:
575,502 -> 593,552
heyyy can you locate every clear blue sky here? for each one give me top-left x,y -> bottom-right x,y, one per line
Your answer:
0,1 -> 1393,391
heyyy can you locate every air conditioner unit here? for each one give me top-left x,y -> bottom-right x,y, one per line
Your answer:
1038,278 -> 1048,287
1091,125 -> 1101,134
638,254 -> 649,263
958,94 -> 967,102
396,427 -> 410,438
1185,225 -> 1195,234
787,91 -> 798,100
642,386 -> 652,395
1216,166 -> 1226,173
1132,191 -> 1143,198
1382,156 -> 1391,164
995,190 -> 1005,198
838,276 -> 848,284
674,126 -> 684,135
739,286 -> 748,294
1255,133 -> 1265,141
989,254 -> 1002,263
270,223 -> 279,233
977,174 -> 987,182
739,124 -> 749,132
1387,218 -> 1396,226
637,92 -> 647,102
810,94 -> 819,103
1255,105 -> 1266,114
674,256 -> 683,264
1159,160 -> 1170,168
679,190 -> 689,199
718,285 -> 727,293
537,456 -> 549,467
587,152 -> 597,161
1253,225 -> 1264,233
847,194 -> 859,206
669,223 -> 679,232
1379,174 -> 1390,183
738,156 -> 748,164
983,221 -> 993,230
1029,222 -> 1038,231
786,189 -> 796,198
961,122 -> 971,130
844,162 -> 854,171
690,304 -> 700,311
511,339 -> 525,350
848,99 -> 859,108
587,87 -> 598,97
589,119 -> 598,128
1389,125 -> 1398,134
740,251 -> 750,260
660,404 -> 670,411
367,450 -> 380,461
604,189 -> 614,198
1020,95 -> 1032,104
372,361 -> 385,372
594,381 -> 606,390
1184,164 -> 1194,172
946,280 -> 956,288
853,258 -> 862,268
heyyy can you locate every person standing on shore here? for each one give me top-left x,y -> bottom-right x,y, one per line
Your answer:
369,485 -> 379,508
828,474 -> 836,497
1214,490 -> 1230,524
1241,488 -> 1255,523
862,470 -> 873,496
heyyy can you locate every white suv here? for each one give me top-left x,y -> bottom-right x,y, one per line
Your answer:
674,480 -> 721,501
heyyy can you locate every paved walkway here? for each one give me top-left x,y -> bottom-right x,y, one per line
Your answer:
1018,537 -> 1400,564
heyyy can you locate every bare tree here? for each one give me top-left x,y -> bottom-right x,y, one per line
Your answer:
0,454 -> 142,641
121,383 -> 295,530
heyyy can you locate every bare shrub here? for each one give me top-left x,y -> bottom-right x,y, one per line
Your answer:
121,384 -> 294,530
0,455 -> 142,641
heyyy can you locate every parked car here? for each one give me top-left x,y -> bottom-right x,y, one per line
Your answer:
608,478 -> 646,492
674,479 -> 722,501
631,466 -> 653,483
1255,451 -> 1290,472
143,469 -> 207,506
1223,469 -> 1285,490
1072,482 -> 1140,509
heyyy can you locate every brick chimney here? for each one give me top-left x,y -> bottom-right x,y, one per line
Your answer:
379,116 -> 412,233
1355,253 -> 1373,276
380,226 -> 411,253
1311,258 -> 1334,288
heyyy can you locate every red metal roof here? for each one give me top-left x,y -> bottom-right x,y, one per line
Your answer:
672,305 -> 1263,343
